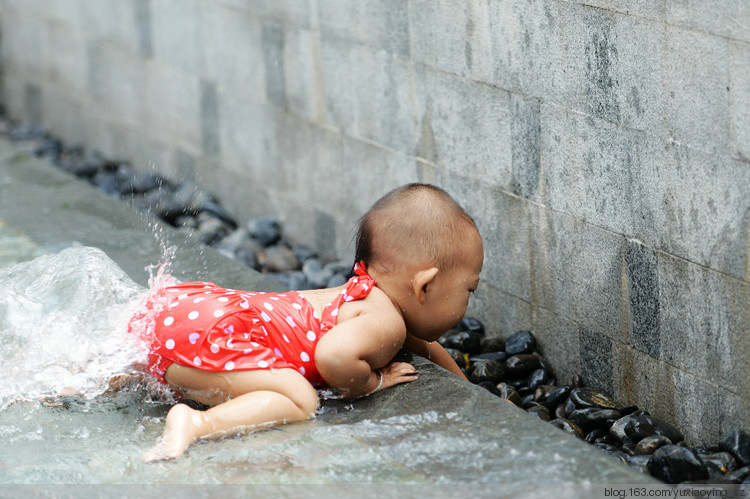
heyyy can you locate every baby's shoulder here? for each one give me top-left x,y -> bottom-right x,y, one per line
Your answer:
350,286 -> 404,328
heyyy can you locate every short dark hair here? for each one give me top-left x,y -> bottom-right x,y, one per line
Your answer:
354,183 -> 478,272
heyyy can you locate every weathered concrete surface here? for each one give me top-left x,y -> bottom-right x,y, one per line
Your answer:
0,138 -> 652,490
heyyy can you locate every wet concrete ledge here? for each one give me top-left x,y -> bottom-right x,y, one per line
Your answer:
0,138 -> 653,489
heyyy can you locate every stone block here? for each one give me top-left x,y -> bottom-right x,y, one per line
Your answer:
530,207 -> 627,342
670,368 -> 750,446
36,0 -> 86,32
467,283 -> 533,341
149,0 -> 200,73
0,12 -> 45,78
638,139 -> 750,281
530,305 -> 582,385
562,5 -> 666,132
558,0 -> 666,22
624,239 -> 660,358
657,252 -> 750,397
415,67 -> 512,189
243,0 -> 313,29
313,209 -> 337,261
174,148 -> 196,181
409,0 -> 493,80
339,134 -> 419,217
451,179 -> 533,302
135,0 -> 153,57
1,0 -> 47,16
579,327 -> 614,396
488,0 -> 568,100
262,22 -> 286,107
667,0 -> 750,43
610,344 -> 679,426
539,102 -> 642,237
44,23 -> 88,95
318,0 -> 409,58
197,2 -> 263,96
195,159 -> 272,225
24,82 -> 43,125
87,44 -> 146,128
320,38 -> 417,154
663,26 -> 729,154
2,75 -> 26,119
510,94 -> 540,202
80,0 -> 142,53
42,91 -> 87,146
729,41 -> 750,162
144,63 -> 201,145
282,28 -> 322,121
216,91 -> 279,179
273,113 -> 343,211
573,6 -> 623,124
200,80 -> 220,158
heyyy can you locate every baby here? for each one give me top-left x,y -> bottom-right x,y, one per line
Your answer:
135,183 -> 484,461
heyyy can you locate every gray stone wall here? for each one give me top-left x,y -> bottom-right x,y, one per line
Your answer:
1,0 -> 748,444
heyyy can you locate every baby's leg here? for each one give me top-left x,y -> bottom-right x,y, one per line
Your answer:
142,365 -> 319,461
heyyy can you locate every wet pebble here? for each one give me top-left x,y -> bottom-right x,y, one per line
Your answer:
568,408 -> 621,433
248,216 -> 282,247
526,368 -> 550,391
569,387 -> 618,411
543,385 -> 571,413
626,454 -> 651,474
445,348 -> 468,370
527,405 -> 550,422
439,330 -> 482,355
647,445 -> 709,484
480,336 -> 505,353
635,434 -> 672,455
610,413 -> 683,445
504,354 -> 541,376
477,381 -> 500,396
719,429 -> 750,467
594,443 -> 629,464
456,317 -> 485,336
549,418 -> 584,439
726,465 -> 750,483
196,214 -> 231,245
259,245 -> 299,273
292,244 -> 317,264
467,358 -> 506,384
699,452 -> 736,477
496,382 -> 522,407
504,330 -> 536,356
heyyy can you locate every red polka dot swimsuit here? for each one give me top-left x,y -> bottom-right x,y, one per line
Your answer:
130,263 -> 375,387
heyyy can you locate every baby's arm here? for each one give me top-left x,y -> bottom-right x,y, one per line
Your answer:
315,310 -> 417,398
403,333 -> 468,380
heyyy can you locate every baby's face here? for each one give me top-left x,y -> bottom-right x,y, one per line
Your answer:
409,231 -> 484,341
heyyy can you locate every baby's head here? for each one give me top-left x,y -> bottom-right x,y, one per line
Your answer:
355,183 -> 483,340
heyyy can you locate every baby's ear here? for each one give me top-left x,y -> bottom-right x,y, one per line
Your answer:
412,267 -> 439,304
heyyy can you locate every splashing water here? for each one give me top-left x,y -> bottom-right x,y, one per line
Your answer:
0,245 -> 178,409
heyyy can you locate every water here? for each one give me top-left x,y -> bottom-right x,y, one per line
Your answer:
0,246 -> 647,489
0,246 -> 149,408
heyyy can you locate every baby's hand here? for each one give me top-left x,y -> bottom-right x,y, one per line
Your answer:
380,362 -> 419,390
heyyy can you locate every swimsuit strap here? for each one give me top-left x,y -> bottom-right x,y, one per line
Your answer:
320,262 -> 376,328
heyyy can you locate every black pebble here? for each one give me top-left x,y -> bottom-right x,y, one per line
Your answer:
719,429 -> 750,467
647,445 -> 709,484
504,330 -> 536,356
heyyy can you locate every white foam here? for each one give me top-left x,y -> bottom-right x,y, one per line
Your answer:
0,246 -> 152,408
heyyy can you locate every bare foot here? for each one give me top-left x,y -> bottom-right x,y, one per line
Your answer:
142,404 -> 201,462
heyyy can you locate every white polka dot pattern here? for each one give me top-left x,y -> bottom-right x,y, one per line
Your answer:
143,270 -> 376,387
